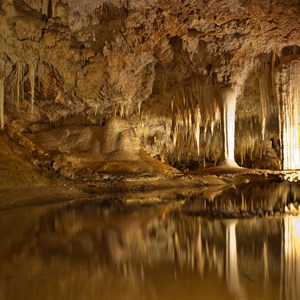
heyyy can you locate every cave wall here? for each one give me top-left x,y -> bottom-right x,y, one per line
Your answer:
1,0 -> 300,176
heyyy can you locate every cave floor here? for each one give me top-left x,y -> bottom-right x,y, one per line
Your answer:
0,127 -> 298,212
2,130 -> 297,211
0,166 -> 297,214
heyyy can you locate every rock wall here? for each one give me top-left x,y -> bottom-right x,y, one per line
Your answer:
1,0 -> 300,176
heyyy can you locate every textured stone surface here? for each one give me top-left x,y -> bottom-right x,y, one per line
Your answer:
0,0 -> 300,179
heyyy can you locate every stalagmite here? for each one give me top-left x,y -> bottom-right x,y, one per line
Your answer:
0,78 -> 4,130
221,87 -> 238,165
276,60 -> 300,170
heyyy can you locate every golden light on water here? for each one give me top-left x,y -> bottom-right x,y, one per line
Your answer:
3,188 -> 300,300
226,221 -> 245,300
283,216 -> 300,300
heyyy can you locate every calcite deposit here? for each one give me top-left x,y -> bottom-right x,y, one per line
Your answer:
1,0 -> 300,184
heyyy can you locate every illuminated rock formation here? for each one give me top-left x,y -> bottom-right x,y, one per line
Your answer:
276,59 -> 300,170
0,0 -> 300,180
221,87 -> 238,166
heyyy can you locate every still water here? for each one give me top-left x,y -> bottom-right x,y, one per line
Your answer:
1,182 -> 300,300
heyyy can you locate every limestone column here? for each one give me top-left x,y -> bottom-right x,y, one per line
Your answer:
276,59 -> 300,170
220,87 -> 238,166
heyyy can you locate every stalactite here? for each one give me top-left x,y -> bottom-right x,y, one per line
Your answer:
195,106 -> 201,155
29,60 -> 38,116
256,54 -> 277,146
14,61 -> 26,111
168,78 -> 223,164
11,80 -> 14,108
259,62 -> 272,140
16,61 -> 20,111
21,63 -> 25,100
47,0 -> 53,17
138,101 -> 142,117
120,103 -> 124,118
276,60 -> 300,170
0,78 -> 4,130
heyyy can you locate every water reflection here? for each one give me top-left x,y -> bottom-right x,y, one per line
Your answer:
283,216 -> 300,300
225,221 -> 246,300
1,183 -> 300,299
183,181 -> 300,217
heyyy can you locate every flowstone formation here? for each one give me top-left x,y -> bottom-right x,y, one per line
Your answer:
276,58 -> 300,170
0,0 -> 300,183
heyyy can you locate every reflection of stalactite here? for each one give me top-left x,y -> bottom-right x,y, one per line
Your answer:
225,221 -> 245,300
7,203 -> 300,299
282,216 -> 300,300
263,241 -> 269,290
196,226 -> 204,274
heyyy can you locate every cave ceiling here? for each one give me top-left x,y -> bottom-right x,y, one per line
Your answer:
1,0 -> 299,119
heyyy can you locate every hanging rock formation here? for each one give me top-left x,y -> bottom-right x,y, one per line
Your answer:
276,58 -> 300,170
